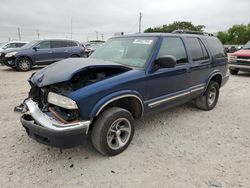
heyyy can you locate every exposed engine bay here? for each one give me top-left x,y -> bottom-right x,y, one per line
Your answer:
16,67 -> 130,123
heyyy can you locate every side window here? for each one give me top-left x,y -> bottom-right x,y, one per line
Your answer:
36,41 -> 51,49
51,41 -> 68,48
186,38 -> 209,61
158,37 -> 188,64
67,41 -> 78,47
16,43 -> 25,47
205,37 -> 226,58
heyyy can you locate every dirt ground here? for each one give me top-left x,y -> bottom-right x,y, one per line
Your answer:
0,65 -> 249,188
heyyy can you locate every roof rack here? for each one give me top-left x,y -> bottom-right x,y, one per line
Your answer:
172,30 -> 214,36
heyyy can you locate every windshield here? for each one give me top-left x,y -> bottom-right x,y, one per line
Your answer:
90,37 -> 156,68
244,41 -> 250,49
21,40 -> 40,49
0,43 -> 7,48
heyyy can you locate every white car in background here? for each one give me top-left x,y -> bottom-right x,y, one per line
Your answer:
0,41 -> 28,52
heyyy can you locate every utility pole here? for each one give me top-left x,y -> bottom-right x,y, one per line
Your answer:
37,29 -> 40,39
18,27 -> 21,41
139,12 -> 143,33
70,18 -> 73,39
96,31 -> 98,40
101,33 -> 104,41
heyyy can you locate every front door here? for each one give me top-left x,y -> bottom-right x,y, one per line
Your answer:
33,41 -> 53,65
145,37 -> 191,109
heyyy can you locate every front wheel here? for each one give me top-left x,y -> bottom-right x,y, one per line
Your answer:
195,81 -> 220,111
91,107 -> 135,156
16,57 -> 32,71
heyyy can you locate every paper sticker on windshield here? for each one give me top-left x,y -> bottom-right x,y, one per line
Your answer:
133,39 -> 153,45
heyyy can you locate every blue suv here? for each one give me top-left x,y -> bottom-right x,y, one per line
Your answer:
1,39 -> 85,71
20,31 -> 229,156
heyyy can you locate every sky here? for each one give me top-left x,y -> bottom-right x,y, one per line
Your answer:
0,0 -> 249,42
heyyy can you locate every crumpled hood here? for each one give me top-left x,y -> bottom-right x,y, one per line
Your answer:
30,58 -> 130,87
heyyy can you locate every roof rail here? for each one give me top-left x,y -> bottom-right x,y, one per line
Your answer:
172,30 -> 214,36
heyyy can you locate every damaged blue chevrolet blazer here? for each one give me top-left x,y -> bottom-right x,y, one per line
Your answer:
20,31 -> 229,156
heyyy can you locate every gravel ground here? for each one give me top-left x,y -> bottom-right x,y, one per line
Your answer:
0,66 -> 250,188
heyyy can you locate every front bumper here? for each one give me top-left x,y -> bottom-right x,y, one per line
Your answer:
229,62 -> 250,71
21,99 -> 91,148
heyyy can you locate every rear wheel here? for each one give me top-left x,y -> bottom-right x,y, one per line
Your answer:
229,68 -> 239,75
195,81 -> 220,111
16,57 -> 32,71
91,107 -> 135,156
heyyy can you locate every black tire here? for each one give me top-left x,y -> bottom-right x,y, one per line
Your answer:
195,81 -> 220,111
70,54 -> 79,58
16,57 -> 32,71
229,68 -> 239,75
91,107 -> 135,156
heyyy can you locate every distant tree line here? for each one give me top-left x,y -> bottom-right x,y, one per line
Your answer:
144,21 -> 250,45
144,21 -> 205,33
216,23 -> 250,45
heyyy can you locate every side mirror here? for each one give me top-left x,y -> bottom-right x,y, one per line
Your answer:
33,47 -> 37,51
155,55 -> 177,69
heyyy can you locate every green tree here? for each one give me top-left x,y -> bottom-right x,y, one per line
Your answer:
217,23 -> 250,45
144,21 -> 205,33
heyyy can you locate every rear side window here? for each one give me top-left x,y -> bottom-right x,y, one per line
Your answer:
16,43 -> 26,47
158,37 -> 188,64
205,37 -> 226,58
186,38 -> 209,61
66,41 -> 78,47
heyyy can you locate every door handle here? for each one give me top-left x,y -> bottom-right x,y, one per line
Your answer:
64,50 -> 68,52
48,51 -> 53,53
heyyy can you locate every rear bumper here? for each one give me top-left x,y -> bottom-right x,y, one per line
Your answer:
21,99 -> 91,148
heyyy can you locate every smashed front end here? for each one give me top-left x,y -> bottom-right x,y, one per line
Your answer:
19,59 -> 131,148
21,81 -> 91,148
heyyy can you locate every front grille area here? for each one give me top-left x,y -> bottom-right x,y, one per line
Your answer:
237,56 -> 250,60
28,86 -> 49,110
236,56 -> 250,65
0,53 -> 6,64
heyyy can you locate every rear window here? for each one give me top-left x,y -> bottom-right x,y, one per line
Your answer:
205,37 -> 226,58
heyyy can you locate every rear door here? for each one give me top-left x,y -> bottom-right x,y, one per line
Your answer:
33,41 -> 54,65
185,37 -> 211,87
51,40 -> 71,61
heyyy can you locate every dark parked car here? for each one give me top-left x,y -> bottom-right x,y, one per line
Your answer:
1,39 -> 85,71
20,31 -> 229,156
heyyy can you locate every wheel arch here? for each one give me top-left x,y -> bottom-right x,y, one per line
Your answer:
16,56 -> 33,66
205,71 -> 222,92
90,91 -> 144,120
